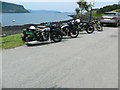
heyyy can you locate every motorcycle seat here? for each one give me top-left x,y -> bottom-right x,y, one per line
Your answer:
80,21 -> 88,23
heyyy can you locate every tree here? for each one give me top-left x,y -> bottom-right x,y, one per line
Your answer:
77,0 -> 89,14
75,8 -> 80,18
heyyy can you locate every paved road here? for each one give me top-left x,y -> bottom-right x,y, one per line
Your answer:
0,50 -> 2,90
2,27 -> 118,88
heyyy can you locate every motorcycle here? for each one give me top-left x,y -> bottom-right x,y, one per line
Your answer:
91,20 -> 103,31
74,19 -> 94,34
22,24 -> 63,46
58,21 -> 79,38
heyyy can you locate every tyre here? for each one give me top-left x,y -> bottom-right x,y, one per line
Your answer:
22,36 -> 30,42
96,24 -> 103,31
25,37 -> 30,42
115,23 -> 119,27
52,34 -> 62,42
86,25 -> 94,34
22,36 -> 26,41
69,29 -> 79,38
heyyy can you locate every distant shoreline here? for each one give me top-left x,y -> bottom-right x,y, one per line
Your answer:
2,19 -> 74,37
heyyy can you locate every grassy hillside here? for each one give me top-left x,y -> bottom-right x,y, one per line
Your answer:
110,9 -> 120,12
96,4 -> 120,14
0,1 -> 29,13
90,4 -> 120,18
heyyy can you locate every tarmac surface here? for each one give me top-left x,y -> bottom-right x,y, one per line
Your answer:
2,27 -> 118,88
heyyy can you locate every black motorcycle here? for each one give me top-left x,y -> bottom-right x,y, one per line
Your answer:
22,24 -> 63,46
58,21 -> 79,38
91,20 -> 103,31
74,19 -> 94,34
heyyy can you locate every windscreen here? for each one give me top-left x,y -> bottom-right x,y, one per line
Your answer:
104,13 -> 117,16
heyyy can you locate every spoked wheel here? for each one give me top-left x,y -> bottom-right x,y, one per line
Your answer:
25,37 -> 30,42
22,36 -> 26,42
69,28 -> 79,38
52,34 -> 62,42
86,25 -> 94,34
96,24 -> 103,31
22,36 -> 30,42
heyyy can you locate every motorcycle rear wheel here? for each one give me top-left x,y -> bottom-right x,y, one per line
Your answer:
86,25 -> 94,34
96,24 -> 103,31
52,34 -> 62,42
69,29 -> 79,38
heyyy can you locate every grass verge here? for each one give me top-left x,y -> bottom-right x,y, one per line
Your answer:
0,33 -> 24,49
110,9 -> 120,12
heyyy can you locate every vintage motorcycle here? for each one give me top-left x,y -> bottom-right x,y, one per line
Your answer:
22,24 -> 63,46
91,20 -> 103,31
73,19 -> 95,34
57,21 -> 79,38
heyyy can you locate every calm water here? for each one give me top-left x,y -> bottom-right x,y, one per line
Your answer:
1,13 -> 72,26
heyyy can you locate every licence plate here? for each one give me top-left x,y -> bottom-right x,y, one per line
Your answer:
104,19 -> 111,20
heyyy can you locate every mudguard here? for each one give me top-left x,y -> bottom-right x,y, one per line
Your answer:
54,29 -> 64,36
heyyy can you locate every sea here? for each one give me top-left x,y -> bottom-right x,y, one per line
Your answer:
1,13 -> 73,27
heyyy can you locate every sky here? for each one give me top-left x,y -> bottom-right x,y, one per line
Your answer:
1,0 -> 119,12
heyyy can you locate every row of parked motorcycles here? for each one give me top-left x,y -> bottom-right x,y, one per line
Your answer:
22,19 -> 103,46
